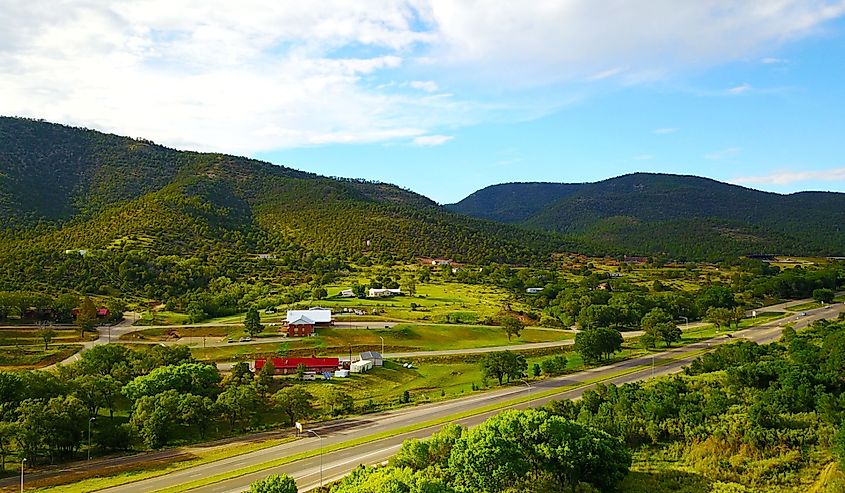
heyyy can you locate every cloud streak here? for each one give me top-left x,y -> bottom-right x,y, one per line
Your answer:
732,167 -> 845,185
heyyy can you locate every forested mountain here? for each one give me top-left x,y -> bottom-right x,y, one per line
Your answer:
450,173 -> 845,258
0,117 -> 568,296
445,182 -> 584,223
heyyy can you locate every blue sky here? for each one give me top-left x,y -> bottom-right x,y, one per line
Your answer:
4,1 -> 845,203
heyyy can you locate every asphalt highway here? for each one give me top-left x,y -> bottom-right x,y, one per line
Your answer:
95,302 -> 845,493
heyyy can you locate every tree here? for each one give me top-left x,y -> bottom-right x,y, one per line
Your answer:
123,363 -> 221,400
540,355 -> 567,376
532,363 -> 541,378
311,287 -> 327,300
225,362 -> 254,387
479,351 -> 527,385
130,390 -> 182,448
248,474 -> 298,493
575,328 -> 623,363
272,386 -> 314,426
499,315 -> 524,341
178,394 -> 215,438
448,409 -> 630,493
36,322 -> 56,350
244,308 -> 263,337
256,360 -> 276,394
72,374 -> 121,418
0,421 -> 16,470
814,288 -> 835,304
641,308 -> 681,347
296,363 -> 306,380
76,296 -> 98,338
215,385 -> 260,430
405,277 -> 417,296
351,284 -> 367,298
706,307 -> 733,330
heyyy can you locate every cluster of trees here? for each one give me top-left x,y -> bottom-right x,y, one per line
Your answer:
545,320 -> 845,489
314,409 -> 630,493
0,345 -> 355,466
0,291 -> 101,323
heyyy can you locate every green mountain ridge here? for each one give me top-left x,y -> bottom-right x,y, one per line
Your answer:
449,173 -> 845,258
0,117 -> 570,296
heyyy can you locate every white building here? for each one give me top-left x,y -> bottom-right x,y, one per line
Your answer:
526,287 -> 544,294
340,289 -> 356,298
350,359 -> 374,373
368,288 -> 402,298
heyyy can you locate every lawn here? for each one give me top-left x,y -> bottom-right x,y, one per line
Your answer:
0,344 -> 83,369
187,324 -> 572,363
785,300 -> 828,312
202,279 -> 521,326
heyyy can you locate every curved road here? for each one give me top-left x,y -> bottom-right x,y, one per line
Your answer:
92,303 -> 844,493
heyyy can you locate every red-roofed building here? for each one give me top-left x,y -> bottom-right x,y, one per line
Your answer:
255,357 -> 339,375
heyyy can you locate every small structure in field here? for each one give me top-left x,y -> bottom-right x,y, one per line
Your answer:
368,288 -> 402,298
350,359 -> 374,373
359,351 -> 383,367
526,287 -> 543,294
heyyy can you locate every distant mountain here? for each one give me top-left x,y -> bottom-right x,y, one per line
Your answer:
445,182 -> 584,223
0,117 -> 572,295
450,173 -> 845,258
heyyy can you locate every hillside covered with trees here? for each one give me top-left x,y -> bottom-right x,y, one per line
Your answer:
448,173 -> 845,259
0,117 -> 571,298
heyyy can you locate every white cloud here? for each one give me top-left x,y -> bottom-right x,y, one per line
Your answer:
425,1 -> 845,86
409,80 -> 439,92
633,154 -> 654,161
653,128 -> 678,134
728,83 -> 752,94
589,67 -> 625,80
732,167 -> 845,185
1,1 -> 844,153
761,57 -> 788,64
705,147 -> 742,160
412,134 -> 454,146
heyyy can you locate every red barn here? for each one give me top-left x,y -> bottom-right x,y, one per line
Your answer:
255,357 -> 339,375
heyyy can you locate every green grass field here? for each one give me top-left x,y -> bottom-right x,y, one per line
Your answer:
0,326 -> 92,368
187,324 -> 572,362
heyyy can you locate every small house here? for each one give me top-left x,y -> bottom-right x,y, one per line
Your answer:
359,351 -> 383,367
526,287 -> 543,294
368,288 -> 402,298
340,289 -> 355,298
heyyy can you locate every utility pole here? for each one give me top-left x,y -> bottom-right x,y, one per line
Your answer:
307,430 -> 323,488
88,417 -> 96,460
20,458 -> 26,493
379,336 -> 384,356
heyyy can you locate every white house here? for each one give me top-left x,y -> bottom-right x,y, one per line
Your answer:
431,259 -> 452,266
368,288 -> 402,298
359,351 -> 384,367
340,289 -> 356,298
526,287 -> 544,294
286,308 -> 332,326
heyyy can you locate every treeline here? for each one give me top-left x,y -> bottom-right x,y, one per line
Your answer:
544,319 -> 845,490
0,345 -> 366,466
